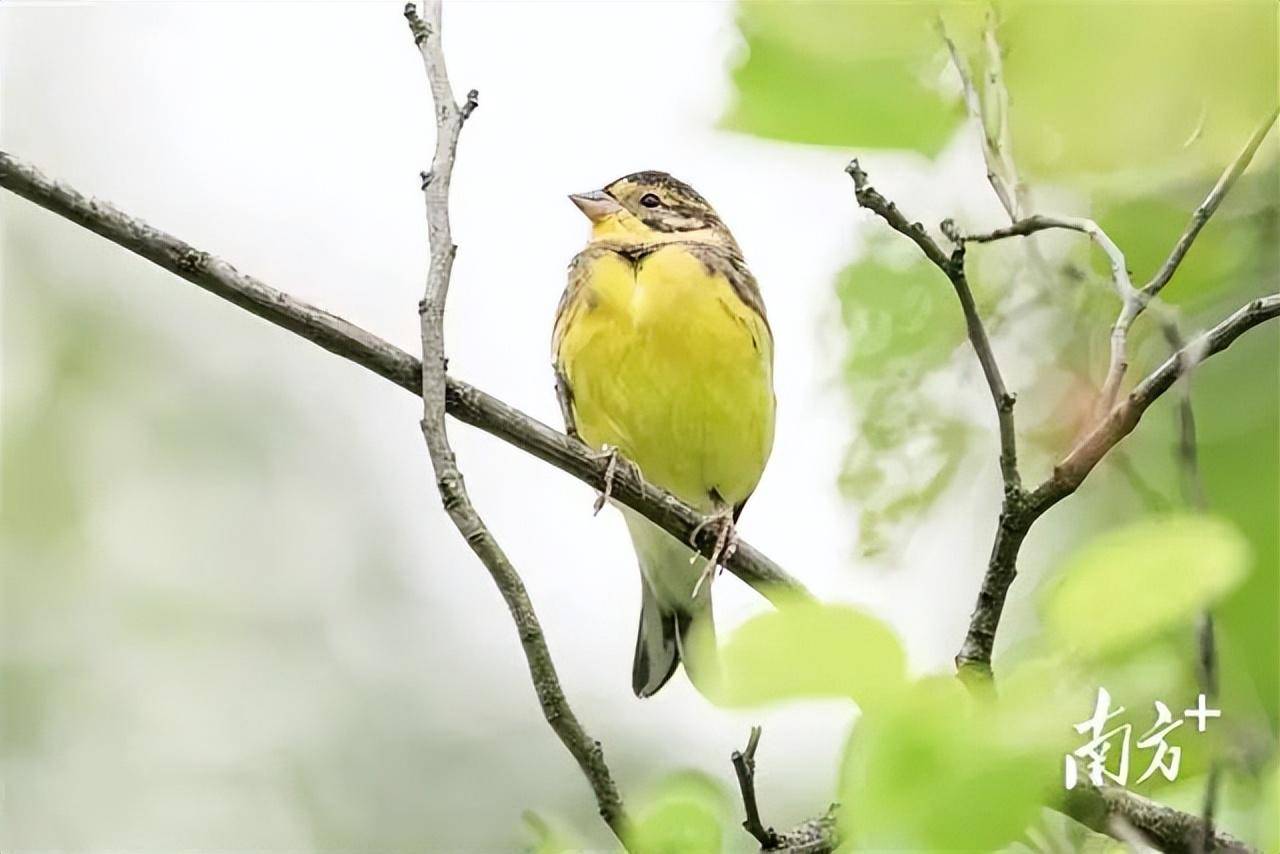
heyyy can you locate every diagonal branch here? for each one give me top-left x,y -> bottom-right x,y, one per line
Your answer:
1159,320 -> 1222,851
403,1 -> 628,843
844,161 -> 1280,685
847,159 -> 1021,492
938,17 -> 1020,222
958,293 -> 1279,676
0,148 -> 809,606
1102,107 -> 1276,410
1143,107 -> 1278,299
1062,785 -> 1255,854
1030,294 -> 1279,509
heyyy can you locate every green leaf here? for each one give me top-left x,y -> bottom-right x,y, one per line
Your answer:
835,254 -> 972,553
838,257 -> 964,378
998,2 -> 1277,179
839,677 -> 1062,851
1043,515 -> 1251,659
714,602 -> 906,708
728,2 -> 1276,178
726,2 -> 977,155
627,772 -> 727,854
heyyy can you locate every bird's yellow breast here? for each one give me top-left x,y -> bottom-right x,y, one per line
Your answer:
555,244 -> 774,512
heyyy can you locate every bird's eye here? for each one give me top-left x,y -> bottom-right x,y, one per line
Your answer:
639,193 -> 661,209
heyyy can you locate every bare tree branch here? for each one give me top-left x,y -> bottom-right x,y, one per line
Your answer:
955,292 -> 1279,676
732,726 -> 782,850
403,2 -> 630,842
938,17 -> 1019,222
1143,108 -> 1278,299
1103,107 -> 1276,410
0,148 -> 810,606
1032,294 -> 1278,506
956,212 -> 1145,415
766,779 -> 1258,854
846,160 -> 1279,694
847,159 -> 1021,491
1160,315 -> 1221,854
3,30 -> 1272,852
1062,785 -> 1255,854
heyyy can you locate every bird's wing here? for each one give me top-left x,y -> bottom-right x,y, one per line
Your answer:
551,248 -> 603,440
683,242 -> 773,362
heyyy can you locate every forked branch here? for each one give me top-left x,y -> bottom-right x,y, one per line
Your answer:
846,159 -> 1021,491
732,726 -> 782,849
404,0 -> 628,843
0,151 -> 806,606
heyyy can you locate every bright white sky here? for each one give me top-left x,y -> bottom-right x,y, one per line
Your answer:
2,2 -> 1011,848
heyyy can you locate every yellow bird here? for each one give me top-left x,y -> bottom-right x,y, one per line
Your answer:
552,172 -> 775,697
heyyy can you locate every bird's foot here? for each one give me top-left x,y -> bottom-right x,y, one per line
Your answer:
689,507 -> 738,599
588,445 -> 630,515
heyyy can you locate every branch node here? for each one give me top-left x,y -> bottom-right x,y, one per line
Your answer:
844,158 -> 868,188
461,88 -> 480,119
403,3 -> 431,44
420,170 -> 434,190
732,725 -> 782,850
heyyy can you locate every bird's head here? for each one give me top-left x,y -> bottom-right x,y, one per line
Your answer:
570,171 -> 733,247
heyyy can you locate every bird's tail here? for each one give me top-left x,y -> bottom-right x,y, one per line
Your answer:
622,508 -> 718,698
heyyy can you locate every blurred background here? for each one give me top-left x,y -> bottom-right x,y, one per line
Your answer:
2,2 -> 1275,851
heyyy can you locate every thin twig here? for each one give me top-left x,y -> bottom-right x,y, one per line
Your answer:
847,159 -> 1021,492
955,293 -> 1280,674
1160,323 -> 1220,854
404,2 -> 629,843
732,726 -> 782,850
980,9 -> 1027,219
0,148 -> 809,606
1144,108 -> 1279,299
841,165 -> 1280,692
940,12 -> 1062,301
1101,108 -> 1277,411
958,214 -> 1135,303
938,18 -> 1018,220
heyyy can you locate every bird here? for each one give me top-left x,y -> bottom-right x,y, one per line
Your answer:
551,171 -> 775,698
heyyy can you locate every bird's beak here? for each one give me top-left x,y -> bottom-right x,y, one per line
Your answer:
569,190 -> 622,223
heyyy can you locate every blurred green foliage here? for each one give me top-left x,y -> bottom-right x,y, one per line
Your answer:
835,256 -> 971,552
839,676 -> 1064,851
725,1 -> 1278,850
730,1 -> 1276,179
1043,515 -> 1250,659
715,602 -> 906,707
726,2 -> 979,154
627,773 -> 729,854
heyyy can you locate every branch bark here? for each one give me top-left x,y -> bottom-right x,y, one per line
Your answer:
403,1 -> 628,843
959,294 -> 1279,674
731,726 -> 782,850
763,776 -> 1258,853
846,161 -> 1280,689
4,44 -> 1272,854
1143,108 -> 1278,299
0,147 -> 809,607
1062,785 -> 1254,854
847,159 -> 1021,491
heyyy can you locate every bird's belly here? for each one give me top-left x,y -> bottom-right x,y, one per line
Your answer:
559,251 -> 775,511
